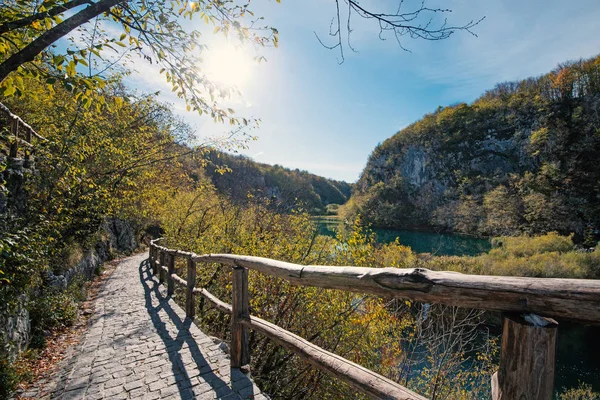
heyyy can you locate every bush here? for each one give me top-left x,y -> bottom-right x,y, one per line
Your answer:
559,383 -> 600,400
326,203 -> 340,215
28,289 -> 78,348
53,240 -> 84,275
0,359 -> 18,400
490,232 -> 574,257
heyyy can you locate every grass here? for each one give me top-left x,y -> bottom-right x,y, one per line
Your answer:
410,232 -> 600,279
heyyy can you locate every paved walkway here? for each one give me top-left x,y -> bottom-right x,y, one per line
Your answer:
22,253 -> 267,400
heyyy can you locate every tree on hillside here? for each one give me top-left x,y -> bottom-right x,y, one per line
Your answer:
1,0 -> 483,110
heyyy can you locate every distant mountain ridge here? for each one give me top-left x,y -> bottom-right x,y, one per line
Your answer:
203,151 -> 352,214
344,55 -> 600,241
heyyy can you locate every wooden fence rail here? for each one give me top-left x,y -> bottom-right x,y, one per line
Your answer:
0,102 -> 46,158
148,239 -> 600,400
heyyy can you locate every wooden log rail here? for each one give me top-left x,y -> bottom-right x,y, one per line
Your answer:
0,102 -> 46,158
148,239 -> 600,400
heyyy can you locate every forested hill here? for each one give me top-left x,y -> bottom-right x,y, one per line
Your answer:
345,55 -> 600,241
202,151 -> 352,214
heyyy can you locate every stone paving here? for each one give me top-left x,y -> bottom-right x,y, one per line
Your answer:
20,253 -> 267,400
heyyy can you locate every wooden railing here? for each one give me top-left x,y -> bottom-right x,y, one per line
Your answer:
0,102 -> 46,159
149,239 -> 600,400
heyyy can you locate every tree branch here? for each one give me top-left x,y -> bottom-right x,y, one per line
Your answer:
0,0 -> 93,35
0,0 -> 125,83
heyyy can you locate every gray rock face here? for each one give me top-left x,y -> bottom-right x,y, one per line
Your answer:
101,218 -> 138,256
49,218 -> 139,290
355,106 -> 542,229
401,146 -> 429,186
0,296 -> 30,363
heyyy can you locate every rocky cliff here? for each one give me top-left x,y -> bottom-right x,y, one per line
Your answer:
349,55 -> 600,240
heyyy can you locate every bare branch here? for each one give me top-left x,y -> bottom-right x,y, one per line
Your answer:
315,0 -> 485,62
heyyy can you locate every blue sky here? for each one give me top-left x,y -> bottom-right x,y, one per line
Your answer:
124,0 -> 600,182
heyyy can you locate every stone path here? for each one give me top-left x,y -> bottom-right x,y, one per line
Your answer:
21,253 -> 267,400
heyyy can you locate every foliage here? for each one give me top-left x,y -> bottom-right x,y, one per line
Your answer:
349,54 -> 600,241
416,232 -> 600,280
202,151 -> 352,215
0,223 -> 47,314
157,187 -> 497,399
0,358 -> 19,400
559,383 -> 600,400
28,287 -> 79,348
0,0 -> 277,125
325,203 -> 339,215
0,68 -> 221,396
490,232 -> 575,257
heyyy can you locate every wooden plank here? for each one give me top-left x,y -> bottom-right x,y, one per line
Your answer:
193,287 -> 232,315
231,266 -> 250,368
186,258 -> 196,319
159,251 -> 165,284
241,316 -> 425,400
167,253 -> 175,295
492,313 -> 557,400
195,287 -> 424,400
193,254 -> 600,324
0,102 -> 46,141
171,272 -> 187,287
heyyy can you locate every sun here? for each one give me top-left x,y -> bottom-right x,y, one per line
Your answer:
204,45 -> 252,89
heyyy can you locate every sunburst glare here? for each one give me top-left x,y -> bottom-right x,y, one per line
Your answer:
204,45 -> 253,89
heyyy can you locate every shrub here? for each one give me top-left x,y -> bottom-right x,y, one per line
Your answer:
374,239 -> 416,268
28,289 -> 78,348
559,383 -> 600,400
0,358 -> 18,400
490,232 -> 574,258
53,240 -> 84,275
326,203 -> 340,215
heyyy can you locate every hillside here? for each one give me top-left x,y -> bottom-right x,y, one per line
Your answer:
346,55 -> 600,241
201,151 -> 352,214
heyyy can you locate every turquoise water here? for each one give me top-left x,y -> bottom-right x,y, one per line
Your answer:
315,217 -> 491,256
314,217 -> 600,394
374,228 -> 491,256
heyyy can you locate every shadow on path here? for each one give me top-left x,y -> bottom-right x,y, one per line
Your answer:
138,259 -> 257,399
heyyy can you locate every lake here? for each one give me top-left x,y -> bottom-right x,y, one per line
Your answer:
314,217 -> 600,394
314,216 -> 491,256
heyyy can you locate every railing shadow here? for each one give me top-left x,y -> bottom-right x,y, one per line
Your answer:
138,259 -> 256,399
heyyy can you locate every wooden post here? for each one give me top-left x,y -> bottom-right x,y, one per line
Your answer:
492,313 -> 558,400
231,265 -> 250,368
159,251 -> 165,284
151,246 -> 158,275
186,257 -> 196,319
9,118 -> 18,158
167,253 -> 175,295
